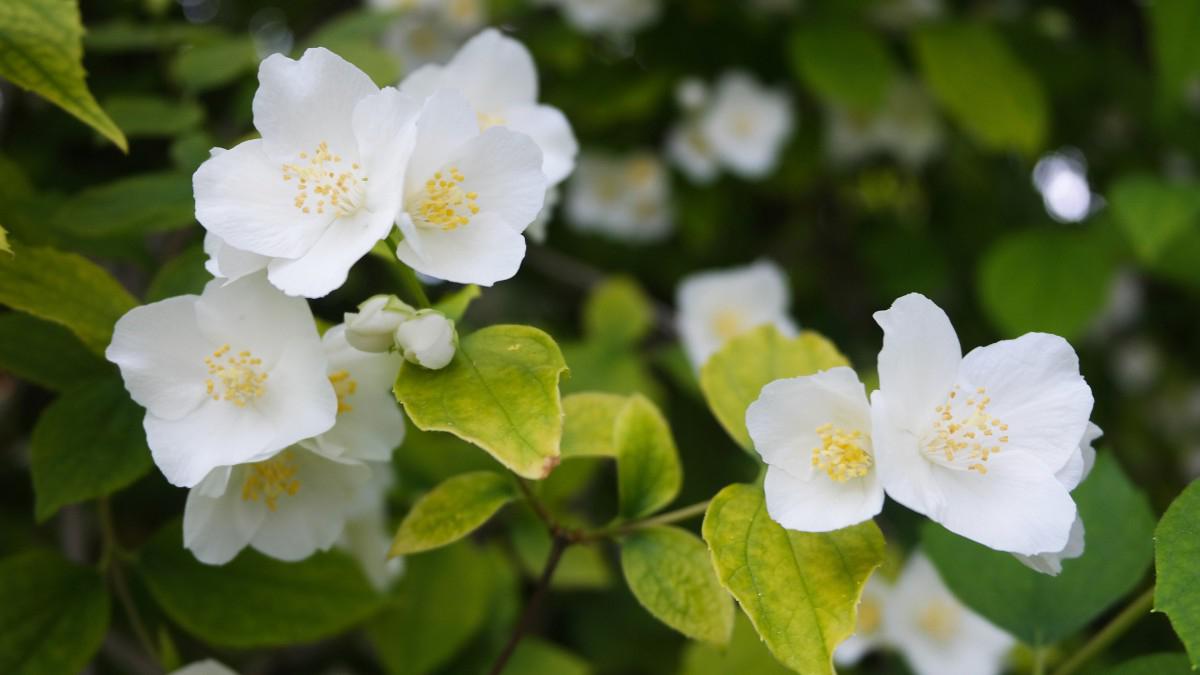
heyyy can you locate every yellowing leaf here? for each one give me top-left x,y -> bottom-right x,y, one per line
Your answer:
561,392 -> 627,458
0,0 -> 127,151
616,394 -> 682,519
389,471 -> 517,556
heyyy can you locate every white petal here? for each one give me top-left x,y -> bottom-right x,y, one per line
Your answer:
253,47 -> 377,160
203,232 -> 269,283
266,208 -> 395,298
405,89 -> 479,196
959,333 -> 1093,475
146,403 -> 281,488
502,104 -> 578,185
395,211 -> 526,285
1055,423 -> 1100,491
107,295 -> 210,421
675,259 -> 796,368
194,139 -> 331,258
871,390 -> 945,518
352,86 -> 421,215
442,28 -> 537,112
396,63 -> 445,101
446,127 -> 546,232
873,293 -> 962,428
763,464 -> 884,532
1014,514 -> 1085,576
170,659 -> 240,675
253,338 -> 339,448
193,273 -> 323,365
183,471 -> 267,565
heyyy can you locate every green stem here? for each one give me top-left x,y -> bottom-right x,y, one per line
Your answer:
1032,646 -> 1048,675
1051,586 -> 1155,675
386,230 -> 431,309
98,499 -> 162,670
582,500 -> 711,542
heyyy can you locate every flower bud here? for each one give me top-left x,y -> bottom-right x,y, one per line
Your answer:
394,310 -> 457,369
344,295 -> 413,353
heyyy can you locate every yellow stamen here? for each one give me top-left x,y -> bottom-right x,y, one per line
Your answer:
926,385 -> 1009,475
414,167 -> 478,230
811,423 -> 872,482
281,141 -> 366,217
241,451 -> 301,511
203,344 -> 267,407
329,369 -> 358,415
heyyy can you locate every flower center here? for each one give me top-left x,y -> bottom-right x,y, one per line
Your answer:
731,111 -> 756,138
925,386 -> 1009,475
917,599 -> 961,642
477,111 -> 507,130
413,167 -> 479,230
329,369 -> 358,415
204,345 -> 267,407
711,308 -> 745,340
281,141 -> 367,217
241,450 -> 300,511
811,423 -> 872,482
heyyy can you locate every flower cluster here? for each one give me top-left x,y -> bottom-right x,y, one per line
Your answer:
747,293 -> 1098,572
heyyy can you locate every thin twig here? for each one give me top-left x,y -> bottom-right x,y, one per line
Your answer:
581,500 -> 711,542
487,534 -> 568,675
1051,586 -> 1156,675
516,478 -> 559,533
98,498 -> 162,671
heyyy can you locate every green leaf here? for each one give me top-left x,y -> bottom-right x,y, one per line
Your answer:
561,392 -> 627,458
1109,174 -> 1200,264
433,284 -> 482,323
0,242 -> 137,354
54,171 -> 194,238
31,377 -> 151,521
680,612 -> 793,675
583,277 -> 654,346
1148,0 -> 1200,115
390,471 -> 517,556
0,312 -> 109,390
977,227 -> 1118,340
0,224 -> 10,255
561,340 -> 664,402
506,638 -> 591,675
102,95 -> 204,137
1156,478 -> 1200,667
138,521 -> 382,648
394,324 -> 568,480
1101,653 -> 1193,675
367,542 -> 493,675
913,22 -> 1047,154
145,245 -> 210,302
85,20 -> 221,52
0,0 -> 127,151
169,36 -> 258,92
702,484 -> 884,675
923,454 -> 1155,645
620,525 -> 733,644
699,326 -> 849,452
788,23 -> 896,112
616,394 -> 682,519
0,549 -> 110,675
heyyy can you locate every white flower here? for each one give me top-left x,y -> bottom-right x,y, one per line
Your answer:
392,90 -> 547,286
381,11 -> 468,77
106,274 -> 336,488
344,294 -> 415,353
748,367 -> 884,532
870,293 -> 1094,556
565,150 -> 673,243
194,48 -> 421,298
883,553 -> 1014,675
675,260 -> 797,369
543,0 -> 661,35
394,310 -> 457,369
825,79 -> 943,168
170,660 -> 238,675
834,574 -> 891,666
182,445 -> 370,564
203,231 -> 267,282
697,71 -> 793,179
371,0 -> 486,33
303,325 -> 407,462
338,469 -> 405,591
1014,422 -> 1100,575
665,122 -> 719,184
399,28 -> 579,185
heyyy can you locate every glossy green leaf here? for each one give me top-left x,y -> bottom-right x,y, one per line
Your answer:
616,394 -> 682,519
0,0 -> 127,151
699,326 -> 849,452
561,391 -> 627,458
54,171 -> 194,238
390,471 -> 517,556
620,526 -> 733,644
1148,0 -> 1200,114
1101,653 -> 1193,675
85,20 -> 221,52
169,36 -> 258,92
0,312 -> 109,390
138,522 -> 382,647
923,454 -> 1155,645
506,638 -> 591,675
368,542 -> 493,675
0,549 -> 110,675
702,484 -> 884,675
0,242 -> 137,354
680,612 -> 793,675
978,227 -> 1118,340
583,276 -> 654,346
103,95 -> 204,137
433,284 -> 481,323
145,245 -> 210,302
789,23 -> 896,112
394,324 -> 568,480
1156,478 -> 1200,667
1109,174 -> 1200,264
914,22 -> 1047,154
31,377 -> 151,521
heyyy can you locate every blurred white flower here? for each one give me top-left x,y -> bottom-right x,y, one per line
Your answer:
374,0 -> 487,72
565,150 -> 672,242
870,0 -> 944,30
698,71 -> 793,179
871,293 -> 1093,557
1033,150 -> 1099,223
393,90 -> 547,285
884,553 -> 1014,675
826,79 -> 943,169
344,294 -> 415,353
194,48 -> 421,298
526,186 -> 561,243
675,260 -> 797,369
170,660 -> 238,675
541,0 -> 661,35
394,310 -> 458,369
834,573 -> 891,666
106,274 -> 336,488
748,367 -> 885,532
338,469 -> 405,590
400,28 -> 579,185
665,122 -> 719,184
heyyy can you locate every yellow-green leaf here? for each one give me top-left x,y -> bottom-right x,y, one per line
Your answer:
0,312 -> 109,390
1156,478 -> 1200,667
699,326 -> 848,452
390,471 -> 517,556
394,324 -> 567,480
0,0 -> 127,151
0,224 -> 10,255
680,612 -> 793,675
789,22 -> 896,112
561,392 -> 628,458
616,394 -> 682,519
702,484 -> 885,675
583,276 -> 654,346
620,526 -> 733,645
